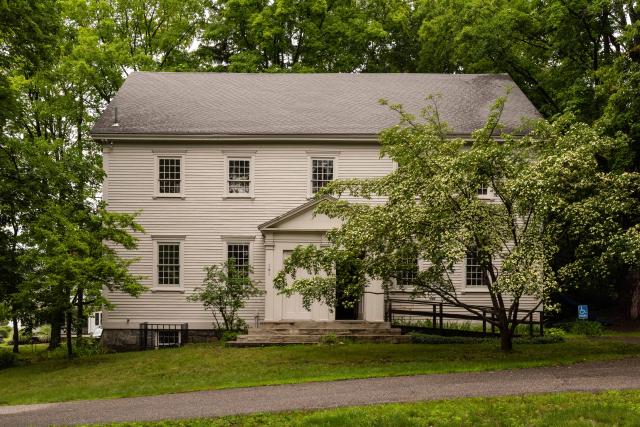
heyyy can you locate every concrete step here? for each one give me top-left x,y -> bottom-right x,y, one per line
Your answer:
245,327 -> 403,336
258,321 -> 393,329
228,334 -> 411,347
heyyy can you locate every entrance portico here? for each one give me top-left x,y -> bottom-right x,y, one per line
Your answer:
259,198 -> 385,322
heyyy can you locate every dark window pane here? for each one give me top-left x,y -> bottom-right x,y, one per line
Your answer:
397,255 -> 419,286
227,243 -> 250,275
158,243 -> 180,286
159,158 -> 181,194
465,249 -> 485,286
311,158 -> 334,193
228,159 -> 250,193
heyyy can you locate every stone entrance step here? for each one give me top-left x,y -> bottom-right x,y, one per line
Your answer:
227,321 -> 410,347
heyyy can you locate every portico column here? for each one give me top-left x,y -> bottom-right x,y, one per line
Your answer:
263,237 -> 276,321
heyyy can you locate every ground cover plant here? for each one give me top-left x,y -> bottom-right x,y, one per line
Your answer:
0,336 -> 638,405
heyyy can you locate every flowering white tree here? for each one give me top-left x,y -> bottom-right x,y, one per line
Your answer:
274,97 -> 637,351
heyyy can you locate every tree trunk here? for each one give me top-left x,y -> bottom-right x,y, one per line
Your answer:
11,316 -> 19,354
499,327 -> 513,352
627,271 -> 640,320
76,288 -> 84,340
65,310 -> 74,358
49,310 -> 63,350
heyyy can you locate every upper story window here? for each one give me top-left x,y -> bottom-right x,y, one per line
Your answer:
157,241 -> 181,286
159,158 -> 181,194
224,152 -> 255,198
311,158 -> 334,194
154,152 -> 185,198
465,249 -> 487,287
228,158 -> 251,194
227,243 -> 250,276
476,183 -> 489,197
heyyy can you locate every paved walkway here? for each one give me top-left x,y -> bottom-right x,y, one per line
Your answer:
2,358 -> 640,426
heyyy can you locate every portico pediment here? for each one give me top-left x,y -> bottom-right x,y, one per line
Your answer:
258,196 -> 340,233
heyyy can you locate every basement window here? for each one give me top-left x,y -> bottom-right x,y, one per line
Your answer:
156,330 -> 181,348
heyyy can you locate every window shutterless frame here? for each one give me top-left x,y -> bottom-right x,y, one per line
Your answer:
221,235 -> 255,278
465,249 -> 485,287
152,236 -> 185,292
153,151 -> 185,198
223,152 -> 255,199
307,154 -> 338,198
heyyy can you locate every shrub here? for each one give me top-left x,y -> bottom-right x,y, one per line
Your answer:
35,324 -> 51,338
569,320 -> 604,336
410,333 -> 489,344
545,327 -> 567,338
221,330 -> 240,342
188,260 -> 264,331
0,326 -> 11,339
0,351 -> 17,370
8,336 -> 50,345
74,338 -> 109,357
320,333 -> 339,345
410,333 -> 564,345
513,335 -> 565,344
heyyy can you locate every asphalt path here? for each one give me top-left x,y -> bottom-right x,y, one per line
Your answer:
1,358 -> 639,426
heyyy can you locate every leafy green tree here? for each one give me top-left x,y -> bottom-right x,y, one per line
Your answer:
188,259 -> 264,332
62,0 -> 207,103
274,98 -> 636,351
414,0 -> 640,317
198,0 -> 419,72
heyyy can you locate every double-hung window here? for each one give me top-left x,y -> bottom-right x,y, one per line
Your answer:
397,254 -> 419,287
310,158 -> 334,194
228,158 -> 251,195
465,249 -> 487,287
227,243 -> 250,276
156,241 -> 181,287
154,152 -> 185,198
224,153 -> 254,198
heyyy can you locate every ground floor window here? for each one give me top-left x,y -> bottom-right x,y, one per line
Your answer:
466,249 -> 488,287
227,243 -> 250,275
156,330 -> 181,348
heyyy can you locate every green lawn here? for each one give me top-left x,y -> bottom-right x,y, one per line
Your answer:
97,390 -> 640,427
1,337 -> 639,406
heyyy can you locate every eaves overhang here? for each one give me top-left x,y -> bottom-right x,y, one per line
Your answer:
89,133 -> 381,143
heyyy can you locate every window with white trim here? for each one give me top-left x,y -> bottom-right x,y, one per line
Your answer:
157,242 -> 181,286
465,249 -> 486,287
227,158 -> 251,195
397,254 -> 419,286
227,243 -> 250,276
477,184 -> 489,196
311,158 -> 334,194
158,157 -> 182,194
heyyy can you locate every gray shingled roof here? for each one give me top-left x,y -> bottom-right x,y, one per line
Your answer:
91,72 -> 541,138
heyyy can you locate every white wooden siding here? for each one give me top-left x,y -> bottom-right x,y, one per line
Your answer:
103,141 -> 538,329
103,141 -> 395,329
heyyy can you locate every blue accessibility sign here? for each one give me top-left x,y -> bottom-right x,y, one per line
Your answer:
578,305 -> 589,320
